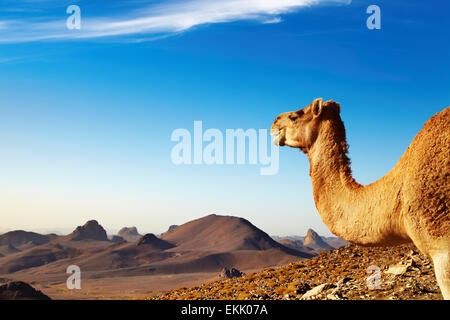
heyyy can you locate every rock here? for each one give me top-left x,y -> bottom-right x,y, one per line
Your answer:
301,283 -> 335,300
326,293 -> 343,300
118,227 -> 141,242
336,277 -> 352,288
409,250 -> 419,256
0,281 -> 51,300
385,264 -> 410,275
166,225 -> 178,233
220,267 -> 244,279
293,282 -> 311,295
68,220 -> 108,241
111,235 -> 125,243
147,243 -> 442,301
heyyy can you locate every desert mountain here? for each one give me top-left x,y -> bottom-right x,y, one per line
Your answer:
0,231 -> 58,258
0,244 -> 20,257
161,214 -> 307,254
272,234 -> 348,249
111,235 -> 125,243
67,220 -> 108,241
0,230 -> 56,247
277,239 -> 316,255
0,215 -> 314,281
0,281 -> 51,300
137,234 -> 175,250
53,215 -> 313,276
0,240 -> 91,274
0,221 -> 111,274
303,229 -> 333,251
0,231 -> 58,257
117,226 -> 141,242
162,225 -> 178,235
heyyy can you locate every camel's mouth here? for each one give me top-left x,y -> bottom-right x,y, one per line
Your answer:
270,128 -> 286,146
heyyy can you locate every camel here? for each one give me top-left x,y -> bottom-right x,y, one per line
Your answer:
271,98 -> 450,299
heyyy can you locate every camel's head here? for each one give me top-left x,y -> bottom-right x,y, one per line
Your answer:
270,98 -> 340,153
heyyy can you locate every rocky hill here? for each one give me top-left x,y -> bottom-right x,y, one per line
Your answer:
0,281 -> 51,300
145,244 -> 443,300
0,231 -> 58,257
137,233 -> 175,250
303,229 -> 333,252
117,226 -> 141,242
0,215 -> 313,280
273,233 -> 348,250
160,214 -> 309,256
68,220 -> 108,241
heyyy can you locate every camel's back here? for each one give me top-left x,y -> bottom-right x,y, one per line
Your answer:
400,106 -> 450,238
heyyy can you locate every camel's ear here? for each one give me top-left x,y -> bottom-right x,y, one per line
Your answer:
312,98 -> 323,118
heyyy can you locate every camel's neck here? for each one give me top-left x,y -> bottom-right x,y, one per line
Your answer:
307,119 -> 409,246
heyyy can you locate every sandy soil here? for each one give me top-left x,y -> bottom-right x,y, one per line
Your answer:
0,271 -> 220,300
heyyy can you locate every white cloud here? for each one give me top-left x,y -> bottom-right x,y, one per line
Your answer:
0,0 -> 351,43
263,17 -> 283,24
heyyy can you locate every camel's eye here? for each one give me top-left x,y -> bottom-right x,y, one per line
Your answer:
289,115 -> 298,122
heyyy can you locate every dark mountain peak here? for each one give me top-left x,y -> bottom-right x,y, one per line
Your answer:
137,233 -> 158,244
136,234 -> 175,250
303,228 -> 333,251
306,228 -> 320,240
167,225 -> 178,233
69,220 -> 108,241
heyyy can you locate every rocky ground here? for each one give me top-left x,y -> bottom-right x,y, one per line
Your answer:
145,244 -> 443,300
0,281 -> 51,300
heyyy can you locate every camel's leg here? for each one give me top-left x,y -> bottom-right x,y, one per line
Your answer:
431,251 -> 450,300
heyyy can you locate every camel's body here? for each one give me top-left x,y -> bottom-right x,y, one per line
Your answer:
271,99 -> 449,299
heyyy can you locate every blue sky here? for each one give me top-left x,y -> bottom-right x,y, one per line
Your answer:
0,0 -> 449,236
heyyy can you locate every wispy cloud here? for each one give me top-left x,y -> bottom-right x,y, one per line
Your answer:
0,0 -> 351,43
263,17 -> 283,24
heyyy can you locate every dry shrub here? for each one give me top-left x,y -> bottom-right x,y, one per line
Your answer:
237,293 -> 251,300
267,279 -> 277,288
274,286 -> 287,295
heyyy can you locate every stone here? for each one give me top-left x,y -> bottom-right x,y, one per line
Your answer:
301,283 -> 335,300
220,267 -> 244,279
336,277 -> 352,288
0,281 -> 51,300
385,264 -> 410,275
293,282 -> 311,295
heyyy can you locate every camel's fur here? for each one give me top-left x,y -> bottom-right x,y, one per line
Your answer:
271,98 -> 450,299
